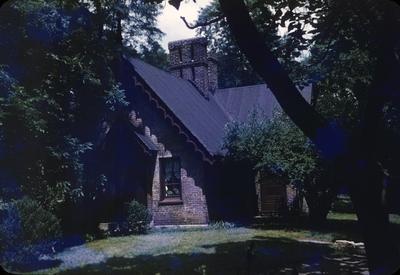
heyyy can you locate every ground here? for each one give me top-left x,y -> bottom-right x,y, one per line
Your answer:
25,212 -> 399,275
50,229 -> 366,274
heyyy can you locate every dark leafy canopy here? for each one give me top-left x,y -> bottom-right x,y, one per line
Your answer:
0,0 -> 164,213
197,0 -> 311,88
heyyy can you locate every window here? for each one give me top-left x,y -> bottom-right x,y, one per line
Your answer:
160,157 -> 182,200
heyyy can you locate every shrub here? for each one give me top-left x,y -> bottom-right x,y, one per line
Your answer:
331,195 -> 355,213
209,221 -> 236,230
0,197 -> 61,269
126,200 -> 152,234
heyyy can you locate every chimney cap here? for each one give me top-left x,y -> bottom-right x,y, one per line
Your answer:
168,37 -> 207,50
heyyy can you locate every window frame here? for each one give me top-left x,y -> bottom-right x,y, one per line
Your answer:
159,157 -> 182,202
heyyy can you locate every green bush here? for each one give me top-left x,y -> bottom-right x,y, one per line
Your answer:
0,197 -> 61,268
331,195 -> 355,213
209,221 -> 236,230
126,200 -> 152,234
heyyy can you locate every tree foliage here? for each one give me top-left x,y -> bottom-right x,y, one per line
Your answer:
224,111 -> 316,181
0,0 -> 164,216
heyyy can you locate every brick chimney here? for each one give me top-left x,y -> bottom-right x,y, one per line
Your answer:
168,37 -> 218,98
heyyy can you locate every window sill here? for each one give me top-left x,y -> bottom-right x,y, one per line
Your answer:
158,198 -> 183,206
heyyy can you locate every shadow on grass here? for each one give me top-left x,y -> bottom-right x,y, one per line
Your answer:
57,237 -> 368,275
2,258 -> 62,273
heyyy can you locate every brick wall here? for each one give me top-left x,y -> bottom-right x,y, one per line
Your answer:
151,153 -> 209,225
129,81 -> 209,225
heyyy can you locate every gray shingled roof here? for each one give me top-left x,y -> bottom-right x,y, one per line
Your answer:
126,57 -> 230,156
214,84 -> 312,122
126,57 -> 312,157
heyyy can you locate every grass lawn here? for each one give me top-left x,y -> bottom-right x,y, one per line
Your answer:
29,213 -> 379,275
13,212 -> 400,274
327,212 -> 400,225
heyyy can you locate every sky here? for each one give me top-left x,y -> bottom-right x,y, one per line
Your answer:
157,0 -> 212,50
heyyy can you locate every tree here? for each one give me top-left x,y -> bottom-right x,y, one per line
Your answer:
223,111 -> 336,224
0,0 -> 164,230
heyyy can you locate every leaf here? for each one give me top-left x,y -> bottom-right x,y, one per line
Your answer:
168,0 -> 182,10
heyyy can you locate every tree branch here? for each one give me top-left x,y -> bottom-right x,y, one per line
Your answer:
180,15 -> 224,30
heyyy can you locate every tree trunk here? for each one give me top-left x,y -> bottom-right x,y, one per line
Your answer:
304,166 -> 337,226
346,157 -> 399,274
308,206 -> 329,226
305,191 -> 334,226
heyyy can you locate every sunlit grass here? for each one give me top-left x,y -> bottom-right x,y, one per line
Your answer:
83,227 -> 334,258
327,212 -> 358,221
389,214 -> 400,224
327,211 -> 400,225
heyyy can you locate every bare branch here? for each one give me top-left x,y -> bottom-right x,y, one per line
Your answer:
180,15 -> 225,30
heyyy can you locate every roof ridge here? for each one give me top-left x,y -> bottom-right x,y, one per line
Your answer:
216,83 -> 267,92
129,57 -> 195,86
212,94 -> 233,121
